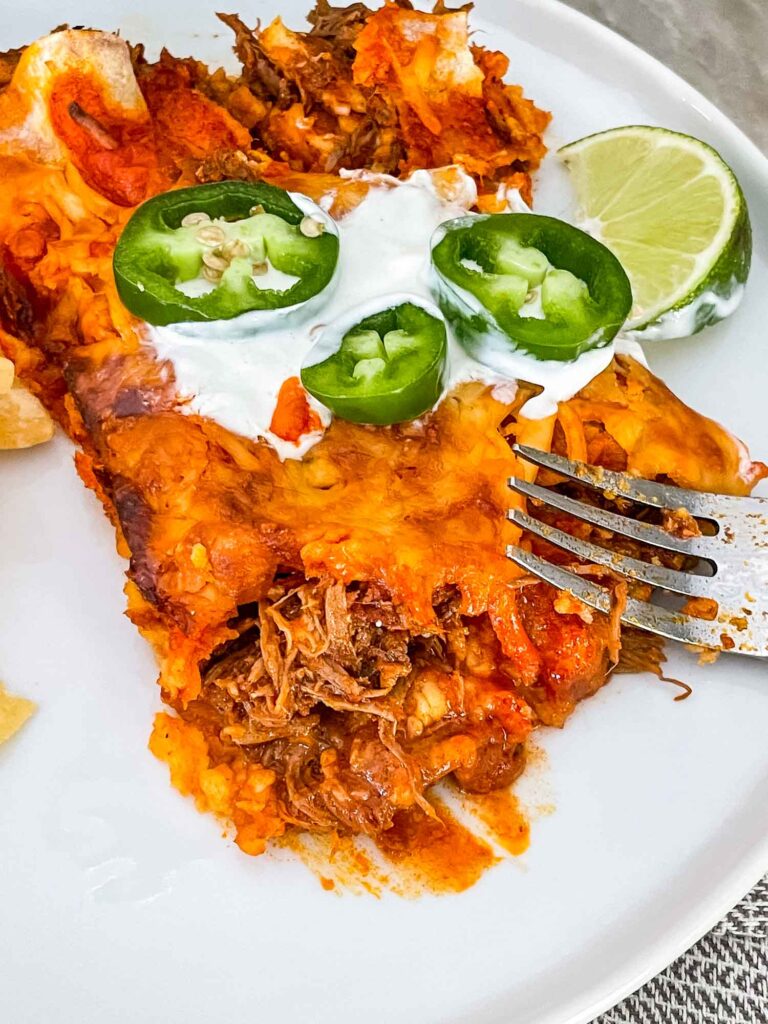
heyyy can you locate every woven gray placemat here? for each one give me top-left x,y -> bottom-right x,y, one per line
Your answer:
594,876 -> 768,1023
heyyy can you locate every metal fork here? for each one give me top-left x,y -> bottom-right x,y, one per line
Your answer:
506,444 -> 768,657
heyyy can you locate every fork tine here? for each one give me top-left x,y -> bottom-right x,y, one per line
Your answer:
506,545 -> 763,656
504,545 -> 611,613
508,507 -> 716,599
620,596 -> 762,655
509,476 -> 717,559
512,443 -> 744,519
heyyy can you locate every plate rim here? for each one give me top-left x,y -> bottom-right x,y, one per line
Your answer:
2,2 -> 766,1023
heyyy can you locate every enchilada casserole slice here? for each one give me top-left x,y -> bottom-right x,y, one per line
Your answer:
0,3 -> 764,859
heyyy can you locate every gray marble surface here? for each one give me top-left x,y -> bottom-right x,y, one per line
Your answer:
561,4 -> 767,1020
564,0 -> 768,152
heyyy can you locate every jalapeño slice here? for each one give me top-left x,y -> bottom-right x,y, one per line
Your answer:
431,213 -> 632,361
113,181 -> 339,326
301,300 -> 447,425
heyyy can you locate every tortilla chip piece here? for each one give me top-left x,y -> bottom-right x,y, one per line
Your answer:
0,382 -> 55,448
0,682 -> 36,744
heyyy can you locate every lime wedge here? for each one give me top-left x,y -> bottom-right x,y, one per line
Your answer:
559,126 -> 751,337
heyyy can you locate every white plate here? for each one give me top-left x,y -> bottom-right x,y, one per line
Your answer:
1,2 -> 766,1022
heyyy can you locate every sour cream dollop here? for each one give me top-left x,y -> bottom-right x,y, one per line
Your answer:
148,168 -> 620,459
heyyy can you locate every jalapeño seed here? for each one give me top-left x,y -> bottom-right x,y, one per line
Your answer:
196,225 -> 227,246
300,215 -> 325,238
202,264 -> 223,283
203,251 -> 229,272
222,239 -> 251,259
181,211 -> 211,227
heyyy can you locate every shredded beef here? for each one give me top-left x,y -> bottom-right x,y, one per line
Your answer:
206,2 -> 548,184
177,576 -> 534,836
307,0 -> 373,55
217,12 -> 298,109
452,729 -> 526,793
